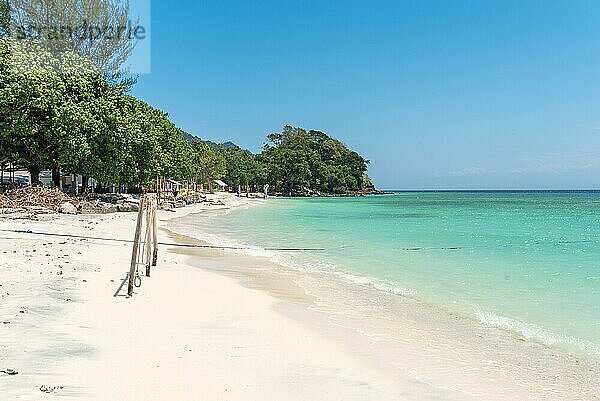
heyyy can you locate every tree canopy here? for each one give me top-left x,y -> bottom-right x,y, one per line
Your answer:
1,36 -> 375,195
0,37 -> 197,188
260,126 -> 370,195
219,145 -> 261,190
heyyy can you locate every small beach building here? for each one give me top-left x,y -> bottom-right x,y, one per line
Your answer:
165,179 -> 183,195
213,179 -> 229,192
0,163 -> 30,186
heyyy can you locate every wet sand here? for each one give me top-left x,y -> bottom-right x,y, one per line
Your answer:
167,207 -> 600,401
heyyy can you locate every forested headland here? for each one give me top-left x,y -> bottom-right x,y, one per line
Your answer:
0,1 -> 376,196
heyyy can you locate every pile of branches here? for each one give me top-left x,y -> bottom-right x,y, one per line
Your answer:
0,187 -> 77,211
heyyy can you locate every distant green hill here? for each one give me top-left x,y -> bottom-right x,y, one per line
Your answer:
180,130 -> 244,152
180,126 -> 375,195
180,130 -> 198,143
206,140 -> 240,151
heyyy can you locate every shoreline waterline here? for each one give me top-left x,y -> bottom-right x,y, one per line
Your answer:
164,197 -> 600,400
179,192 -> 600,359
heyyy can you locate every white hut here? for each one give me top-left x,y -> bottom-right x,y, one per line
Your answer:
213,179 -> 228,192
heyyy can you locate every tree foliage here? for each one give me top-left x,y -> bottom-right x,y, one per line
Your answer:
190,140 -> 225,190
0,37 -> 201,189
260,126 -> 370,195
1,39 -> 374,195
218,145 -> 261,189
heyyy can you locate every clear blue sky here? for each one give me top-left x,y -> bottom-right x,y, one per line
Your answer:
130,0 -> 600,190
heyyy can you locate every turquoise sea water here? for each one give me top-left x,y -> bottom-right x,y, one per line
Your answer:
190,192 -> 600,358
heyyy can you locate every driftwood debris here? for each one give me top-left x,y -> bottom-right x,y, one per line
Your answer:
0,187 -> 141,215
0,187 -> 73,211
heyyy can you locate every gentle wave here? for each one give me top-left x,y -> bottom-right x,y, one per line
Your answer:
175,224 -> 276,258
174,222 -> 419,297
333,271 -> 417,297
173,217 -> 600,359
475,311 -> 600,357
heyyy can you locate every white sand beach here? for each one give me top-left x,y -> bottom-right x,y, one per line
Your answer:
0,194 -> 398,400
1,193 -> 598,400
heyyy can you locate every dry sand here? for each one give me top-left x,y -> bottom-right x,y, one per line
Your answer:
0,194 -> 402,400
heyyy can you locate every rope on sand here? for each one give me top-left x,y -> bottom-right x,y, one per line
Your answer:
0,229 -> 326,252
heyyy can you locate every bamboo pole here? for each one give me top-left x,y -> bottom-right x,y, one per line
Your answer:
127,196 -> 146,296
145,200 -> 152,277
152,196 -> 158,266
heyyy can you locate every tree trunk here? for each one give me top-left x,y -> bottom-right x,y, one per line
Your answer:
51,166 -> 60,187
29,166 -> 41,185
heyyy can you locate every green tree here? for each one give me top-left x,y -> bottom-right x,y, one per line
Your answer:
0,40 -> 67,183
0,38 -> 10,168
219,145 -> 259,190
261,126 -> 314,195
259,126 -> 370,195
190,140 -> 225,190
1,33 -> 199,192
0,39 -> 119,185
58,74 -> 126,190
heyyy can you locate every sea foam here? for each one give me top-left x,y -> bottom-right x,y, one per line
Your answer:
475,310 -> 600,357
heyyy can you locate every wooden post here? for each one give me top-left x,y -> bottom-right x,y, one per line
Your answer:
128,196 -> 146,296
152,197 -> 158,266
156,176 -> 159,203
145,201 -> 152,277
160,177 -> 164,205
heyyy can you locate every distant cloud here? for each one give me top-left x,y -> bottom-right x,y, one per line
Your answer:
439,153 -> 600,180
511,153 -> 600,174
593,127 -> 600,131
450,167 -> 489,176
